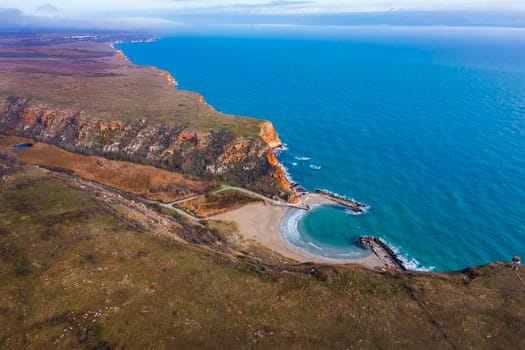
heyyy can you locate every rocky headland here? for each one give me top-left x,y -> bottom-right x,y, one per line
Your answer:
0,33 -> 292,199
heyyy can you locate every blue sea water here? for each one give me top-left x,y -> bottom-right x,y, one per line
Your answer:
117,28 -> 525,271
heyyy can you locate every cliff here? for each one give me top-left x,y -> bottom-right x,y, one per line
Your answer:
0,98 -> 291,198
0,33 -> 292,199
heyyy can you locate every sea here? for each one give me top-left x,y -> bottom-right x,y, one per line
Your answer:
117,27 -> 525,271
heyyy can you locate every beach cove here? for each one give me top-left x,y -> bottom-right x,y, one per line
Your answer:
118,31 -> 525,271
210,191 -> 404,270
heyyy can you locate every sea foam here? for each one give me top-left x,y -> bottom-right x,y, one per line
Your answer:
280,208 -> 308,244
381,239 -> 435,272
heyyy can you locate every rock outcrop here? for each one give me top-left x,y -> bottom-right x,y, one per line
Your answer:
0,98 -> 292,199
260,121 -> 292,189
260,121 -> 282,148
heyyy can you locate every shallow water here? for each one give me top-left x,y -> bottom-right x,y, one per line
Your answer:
9,143 -> 33,151
281,205 -> 371,260
118,28 -> 525,271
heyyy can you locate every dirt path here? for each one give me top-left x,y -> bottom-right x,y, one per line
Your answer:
216,184 -> 308,209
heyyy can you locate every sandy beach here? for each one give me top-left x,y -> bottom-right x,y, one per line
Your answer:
209,198 -> 384,269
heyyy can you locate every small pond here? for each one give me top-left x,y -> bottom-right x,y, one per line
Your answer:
8,143 -> 33,151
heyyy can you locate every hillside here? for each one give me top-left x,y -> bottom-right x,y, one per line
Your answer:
1,159 -> 524,349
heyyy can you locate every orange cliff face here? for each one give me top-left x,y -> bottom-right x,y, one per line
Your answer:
222,142 -> 247,164
177,133 -> 197,142
274,164 -> 290,190
260,122 -> 293,193
18,107 -> 55,125
267,149 -> 279,167
260,122 -> 282,149
40,112 -> 53,126
2,98 -> 290,199
100,122 -> 122,132
18,107 -> 39,123
114,50 -> 131,64
158,71 -> 176,87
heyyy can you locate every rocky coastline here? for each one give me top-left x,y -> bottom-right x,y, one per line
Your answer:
0,33 -> 293,200
0,33 -> 411,271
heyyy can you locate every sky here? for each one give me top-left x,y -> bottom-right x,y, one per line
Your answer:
2,1 -> 525,32
6,0 -> 525,15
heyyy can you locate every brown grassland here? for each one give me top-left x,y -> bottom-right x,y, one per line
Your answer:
0,34 -> 261,137
176,191 -> 262,218
1,161 -> 524,349
0,136 -> 217,203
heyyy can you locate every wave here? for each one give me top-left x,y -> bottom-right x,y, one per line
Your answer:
344,208 -> 367,216
307,241 -> 324,250
294,156 -> 310,161
280,208 -> 308,244
280,205 -> 371,260
291,162 -> 298,166
335,252 -> 357,257
309,164 -> 322,170
380,238 -> 435,272
316,188 -> 352,201
273,145 -> 287,155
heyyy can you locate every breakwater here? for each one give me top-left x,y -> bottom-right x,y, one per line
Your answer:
315,189 -> 370,214
358,237 -> 406,271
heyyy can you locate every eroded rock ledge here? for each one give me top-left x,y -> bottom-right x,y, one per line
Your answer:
0,33 -> 293,199
0,98 -> 292,199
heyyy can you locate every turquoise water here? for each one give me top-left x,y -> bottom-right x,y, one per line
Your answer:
117,28 -> 525,271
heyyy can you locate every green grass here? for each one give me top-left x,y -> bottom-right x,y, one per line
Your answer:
1,166 -> 525,349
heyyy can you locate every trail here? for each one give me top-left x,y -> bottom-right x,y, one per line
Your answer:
152,201 -> 203,226
147,184 -> 308,226
216,185 -> 308,210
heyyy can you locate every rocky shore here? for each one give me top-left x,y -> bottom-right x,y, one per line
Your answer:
315,189 -> 370,214
358,237 -> 407,271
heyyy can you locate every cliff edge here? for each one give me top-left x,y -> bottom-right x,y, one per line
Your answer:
0,33 -> 292,198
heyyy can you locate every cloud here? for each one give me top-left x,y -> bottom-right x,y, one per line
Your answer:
0,8 -> 28,28
36,3 -> 60,14
0,7 -> 182,31
179,0 -> 316,14
134,9 -> 525,29
258,0 -> 314,7
2,4 -> 525,33
88,16 -> 183,31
